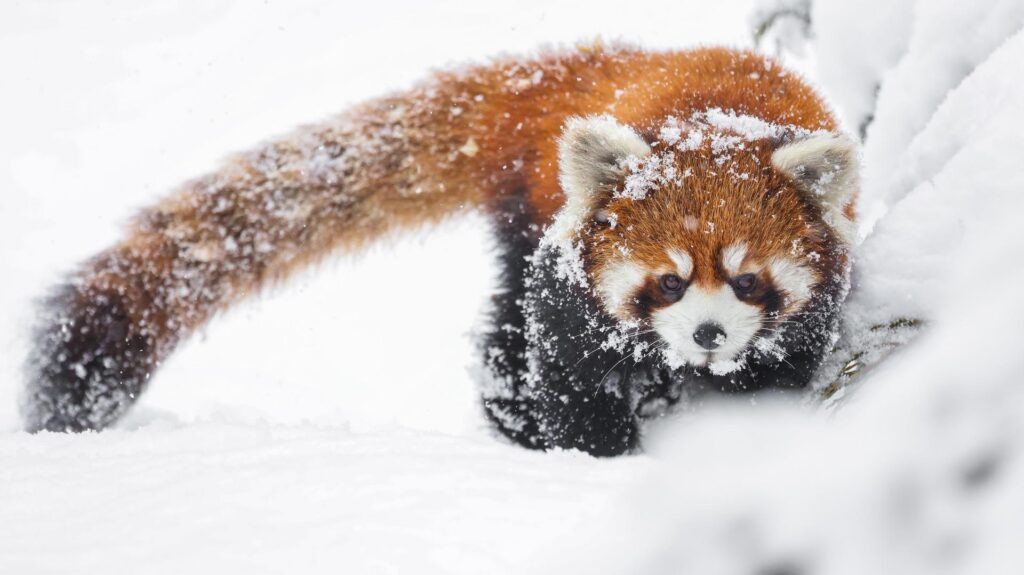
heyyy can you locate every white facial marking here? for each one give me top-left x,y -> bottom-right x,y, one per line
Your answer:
769,257 -> 817,309
666,249 -> 693,278
721,242 -> 748,275
652,284 -> 762,369
596,260 -> 647,317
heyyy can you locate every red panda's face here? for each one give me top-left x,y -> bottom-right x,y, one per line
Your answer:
586,156 -> 826,372
556,114 -> 857,374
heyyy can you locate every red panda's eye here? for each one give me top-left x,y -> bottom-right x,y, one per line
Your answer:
733,273 -> 757,293
660,274 -> 684,293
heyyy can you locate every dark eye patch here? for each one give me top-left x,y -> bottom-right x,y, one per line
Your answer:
758,285 -> 784,317
627,274 -> 689,318
722,268 -> 785,319
737,274 -> 784,321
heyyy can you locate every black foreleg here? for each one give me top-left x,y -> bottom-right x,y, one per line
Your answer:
522,242 -> 640,457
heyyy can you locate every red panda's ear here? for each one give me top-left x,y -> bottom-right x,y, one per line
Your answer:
772,132 -> 860,244
556,116 -> 651,229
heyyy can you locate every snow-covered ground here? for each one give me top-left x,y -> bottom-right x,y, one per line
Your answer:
3,0 -> 1023,573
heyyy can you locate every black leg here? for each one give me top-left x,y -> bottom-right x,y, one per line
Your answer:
521,240 -> 640,457
478,189 -> 547,449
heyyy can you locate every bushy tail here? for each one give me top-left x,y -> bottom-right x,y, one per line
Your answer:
23,94 -> 487,432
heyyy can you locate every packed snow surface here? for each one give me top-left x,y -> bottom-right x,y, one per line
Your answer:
2,0 -> 1023,573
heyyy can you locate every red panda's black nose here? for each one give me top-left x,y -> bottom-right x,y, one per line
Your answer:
693,322 -> 726,350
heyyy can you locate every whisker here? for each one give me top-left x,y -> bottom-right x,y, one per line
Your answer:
784,310 -> 834,319
593,337 -> 668,397
595,353 -> 636,396
572,328 -> 659,367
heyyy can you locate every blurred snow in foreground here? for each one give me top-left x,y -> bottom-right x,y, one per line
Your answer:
1,0 -> 1023,573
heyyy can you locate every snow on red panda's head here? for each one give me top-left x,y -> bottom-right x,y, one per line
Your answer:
554,113 -> 858,373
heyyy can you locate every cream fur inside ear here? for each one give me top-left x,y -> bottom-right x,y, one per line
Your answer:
552,116 -> 651,237
772,133 -> 860,244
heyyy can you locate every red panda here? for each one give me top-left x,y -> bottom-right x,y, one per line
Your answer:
24,44 -> 857,456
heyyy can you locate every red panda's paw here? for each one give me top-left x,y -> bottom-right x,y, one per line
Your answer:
482,397 -> 547,451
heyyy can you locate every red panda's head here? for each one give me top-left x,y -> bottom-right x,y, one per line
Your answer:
553,114 -> 858,373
